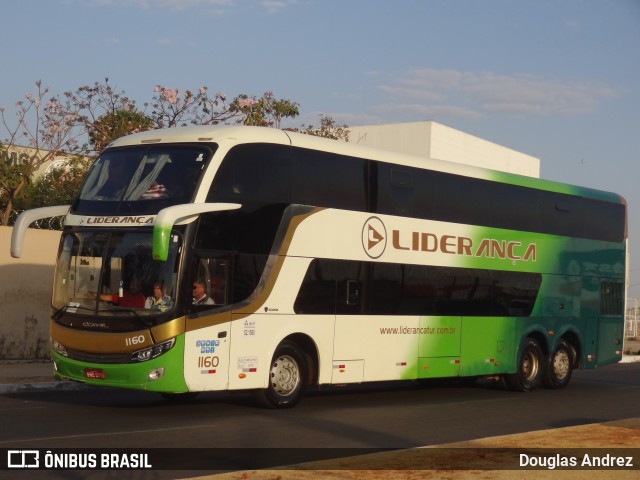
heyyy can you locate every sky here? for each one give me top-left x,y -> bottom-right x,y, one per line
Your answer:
2,0 -> 640,293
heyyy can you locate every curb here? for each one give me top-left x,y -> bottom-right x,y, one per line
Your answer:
0,381 -> 90,394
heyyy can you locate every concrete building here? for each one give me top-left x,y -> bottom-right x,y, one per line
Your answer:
346,121 -> 540,178
0,144 -> 73,179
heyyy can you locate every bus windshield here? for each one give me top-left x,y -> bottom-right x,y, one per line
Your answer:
52,230 -> 181,319
72,144 -> 214,215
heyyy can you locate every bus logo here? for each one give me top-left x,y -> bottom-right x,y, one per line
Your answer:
362,217 -> 387,259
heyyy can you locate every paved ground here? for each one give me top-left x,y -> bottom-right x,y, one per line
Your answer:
1,338 -> 639,479
200,338 -> 640,479
196,418 -> 640,480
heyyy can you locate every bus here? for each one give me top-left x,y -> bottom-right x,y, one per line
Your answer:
11,125 -> 627,408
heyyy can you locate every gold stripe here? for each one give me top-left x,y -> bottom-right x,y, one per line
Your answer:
185,310 -> 232,332
151,316 -> 186,342
51,317 -> 187,353
51,321 -> 152,354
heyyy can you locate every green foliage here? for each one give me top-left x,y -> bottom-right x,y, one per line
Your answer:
0,145 -> 32,225
300,115 -> 350,141
228,92 -> 300,128
89,109 -> 152,153
15,155 -> 93,211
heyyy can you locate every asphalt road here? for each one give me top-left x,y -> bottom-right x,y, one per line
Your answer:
0,362 -> 638,452
0,362 -> 639,480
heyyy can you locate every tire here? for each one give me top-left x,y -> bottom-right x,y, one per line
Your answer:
505,338 -> 543,392
542,340 -> 574,389
254,341 -> 308,408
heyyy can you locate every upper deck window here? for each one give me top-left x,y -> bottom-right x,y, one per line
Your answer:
72,144 -> 215,215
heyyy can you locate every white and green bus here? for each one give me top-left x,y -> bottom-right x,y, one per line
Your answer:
11,125 -> 627,407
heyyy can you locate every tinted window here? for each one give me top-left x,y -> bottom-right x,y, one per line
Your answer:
207,143 -> 291,204
207,143 -> 625,244
73,145 -> 211,215
292,148 -> 367,211
295,259 -> 541,317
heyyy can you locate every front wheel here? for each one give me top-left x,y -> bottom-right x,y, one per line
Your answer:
254,341 -> 308,408
542,340 -> 574,389
505,338 -> 543,392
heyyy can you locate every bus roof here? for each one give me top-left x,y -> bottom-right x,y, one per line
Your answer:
106,125 -> 625,205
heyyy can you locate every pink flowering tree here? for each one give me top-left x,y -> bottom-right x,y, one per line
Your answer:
150,85 -> 233,128
228,92 -> 299,128
299,114 -> 350,141
62,78 -> 150,154
0,80 -> 84,225
149,87 -> 299,129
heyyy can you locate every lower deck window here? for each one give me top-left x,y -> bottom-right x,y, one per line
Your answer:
294,259 -> 541,316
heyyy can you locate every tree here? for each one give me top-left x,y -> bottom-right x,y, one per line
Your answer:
89,109 -> 152,153
300,114 -> 350,141
61,78 -> 145,155
15,156 -> 92,227
148,87 -> 302,128
0,80 -> 83,225
228,92 -> 300,128
150,85 -> 233,128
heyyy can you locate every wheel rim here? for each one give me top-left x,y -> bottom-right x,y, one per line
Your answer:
522,350 -> 540,381
552,349 -> 571,380
270,354 -> 300,396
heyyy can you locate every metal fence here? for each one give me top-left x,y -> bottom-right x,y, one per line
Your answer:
626,298 -> 639,339
3,209 -> 65,230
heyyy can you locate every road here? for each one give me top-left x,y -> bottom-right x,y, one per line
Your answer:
0,362 -> 639,477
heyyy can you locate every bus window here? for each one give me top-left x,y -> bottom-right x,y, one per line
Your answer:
207,143 -> 291,203
52,231 -> 181,320
73,145 -> 212,215
190,257 -> 229,308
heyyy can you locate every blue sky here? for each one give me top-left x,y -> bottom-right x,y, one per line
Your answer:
2,0 -> 640,293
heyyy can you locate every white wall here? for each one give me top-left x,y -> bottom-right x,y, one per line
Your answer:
348,121 -> 541,178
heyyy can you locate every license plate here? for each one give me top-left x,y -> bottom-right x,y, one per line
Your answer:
84,368 -> 107,380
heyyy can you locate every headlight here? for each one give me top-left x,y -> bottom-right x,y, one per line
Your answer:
131,338 -> 176,362
52,338 -> 68,357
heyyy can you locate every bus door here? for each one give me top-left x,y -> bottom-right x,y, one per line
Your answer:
332,262 -> 420,383
183,255 -> 232,391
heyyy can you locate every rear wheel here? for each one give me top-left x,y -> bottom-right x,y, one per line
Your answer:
254,341 -> 308,408
505,338 -> 543,392
543,340 -> 574,389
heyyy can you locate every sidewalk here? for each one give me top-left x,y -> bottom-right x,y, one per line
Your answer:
0,360 -> 81,393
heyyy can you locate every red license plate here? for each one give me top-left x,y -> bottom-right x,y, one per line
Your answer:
84,368 -> 107,380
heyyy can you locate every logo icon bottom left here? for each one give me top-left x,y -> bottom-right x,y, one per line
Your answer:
7,450 -> 39,468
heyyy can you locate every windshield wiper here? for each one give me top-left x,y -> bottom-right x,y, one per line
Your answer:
102,307 -> 155,328
53,303 -> 155,330
52,303 -> 94,321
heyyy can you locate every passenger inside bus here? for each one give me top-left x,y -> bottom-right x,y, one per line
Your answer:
145,281 -> 172,310
192,281 -> 215,305
93,278 -> 146,308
